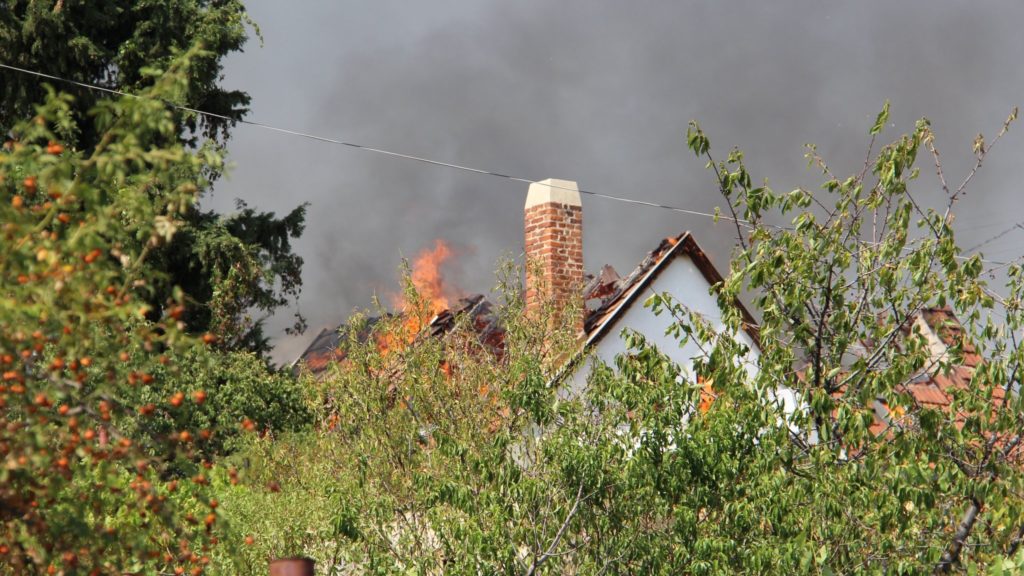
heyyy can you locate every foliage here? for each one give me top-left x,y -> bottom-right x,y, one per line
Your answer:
0,52 -> 230,574
209,106 -> 1024,575
115,342 -> 312,471
0,0 -> 252,148
147,199 -> 308,354
682,103 -> 1024,572
210,263 -> 585,574
0,0 -> 308,356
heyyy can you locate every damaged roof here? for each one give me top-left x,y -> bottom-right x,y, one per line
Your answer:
293,232 -> 984,417
292,231 -> 1013,459
294,294 -> 504,377
582,231 -> 761,348
294,230 -> 747,376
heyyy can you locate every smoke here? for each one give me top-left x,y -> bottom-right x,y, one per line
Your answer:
212,0 -> 1024,364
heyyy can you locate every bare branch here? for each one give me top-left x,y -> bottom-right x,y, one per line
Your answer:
524,481 -> 586,576
954,108 -> 1018,202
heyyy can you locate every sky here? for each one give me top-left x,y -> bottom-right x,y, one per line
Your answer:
210,1 -> 1024,364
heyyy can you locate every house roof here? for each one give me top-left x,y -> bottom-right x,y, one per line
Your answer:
292,316 -> 381,375
894,308 -> 989,414
581,231 -> 760,350
292,237 -> 1011,452
819,307 -> 1009,444
293,294 -> 504,377
294,230 -> 757,377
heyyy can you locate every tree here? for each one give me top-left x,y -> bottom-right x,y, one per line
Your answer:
209,265 -> 590,574
0,51 -> 238,574
209,106 -> 1023,574
146,198 -> 308,355
682,103 -> 1024,572
0,0 -> 250,148
0,0 -> 308,355
116,343 -> 312,473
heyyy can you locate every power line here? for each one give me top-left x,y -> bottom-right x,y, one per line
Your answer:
965,220 -> 1024,253
0,61 -> 747,226
0,61 -> 1017,269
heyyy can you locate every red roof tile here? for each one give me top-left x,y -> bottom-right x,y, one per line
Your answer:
904,382 -> 950,407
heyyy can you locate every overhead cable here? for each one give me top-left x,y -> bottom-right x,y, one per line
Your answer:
0,61 -> 1016,267
0,62 -> 747,226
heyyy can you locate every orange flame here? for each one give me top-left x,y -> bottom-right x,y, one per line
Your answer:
698,376 -> 715,414
403,239 -> 454,314
378,239 -> 458,356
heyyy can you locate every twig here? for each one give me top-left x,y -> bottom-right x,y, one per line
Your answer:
524,481 -> 586,576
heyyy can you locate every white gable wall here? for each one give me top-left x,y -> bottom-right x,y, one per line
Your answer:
567,253 -> 759,395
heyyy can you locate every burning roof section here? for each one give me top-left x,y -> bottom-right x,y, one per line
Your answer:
294,230 -> 756,376
294,295 -> 503,378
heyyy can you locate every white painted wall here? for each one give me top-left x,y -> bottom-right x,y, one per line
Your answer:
559,252 -> 807,445
567,254 -> 759,395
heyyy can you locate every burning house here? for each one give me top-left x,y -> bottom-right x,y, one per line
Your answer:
293,178 -> 759,390
293,178 -> 983,426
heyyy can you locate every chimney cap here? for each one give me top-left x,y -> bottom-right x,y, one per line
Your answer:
525,178 -> 581,209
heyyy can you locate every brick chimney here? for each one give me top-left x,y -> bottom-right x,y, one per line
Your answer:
524,178 -> 584,334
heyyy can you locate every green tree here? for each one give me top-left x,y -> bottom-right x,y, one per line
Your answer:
147,198 -> 308,354
116,343 -> 313,472
0,51 -> 232,574
209,266 -> 588,574
0,0 -> 250,148
677,105 -> 1024,572
1,0 -> 308,355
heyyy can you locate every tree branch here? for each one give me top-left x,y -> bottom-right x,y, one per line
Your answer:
935,497 -> 983,574
524,481 -> 585,576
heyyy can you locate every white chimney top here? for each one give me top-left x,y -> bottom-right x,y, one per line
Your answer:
525,178 -> 581,210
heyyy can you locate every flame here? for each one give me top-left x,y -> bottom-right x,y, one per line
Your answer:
698,376 -> 716,414
378,239 -> 458,356
405,239 -> 454,314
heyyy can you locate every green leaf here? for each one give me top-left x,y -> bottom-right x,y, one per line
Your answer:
871,100 -> 891,136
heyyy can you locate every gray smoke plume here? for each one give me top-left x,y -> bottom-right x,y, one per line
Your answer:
210,0 -> 1024,364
